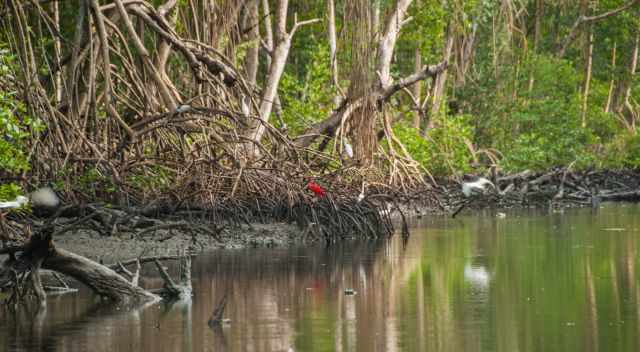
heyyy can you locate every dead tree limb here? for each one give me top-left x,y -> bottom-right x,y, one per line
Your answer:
557,0 -> 640,57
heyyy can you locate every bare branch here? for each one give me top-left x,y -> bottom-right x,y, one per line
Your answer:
290,17 -> 320,36
377,0 -> 414,88
382,61 -> 448,100
558,0 -> 640,57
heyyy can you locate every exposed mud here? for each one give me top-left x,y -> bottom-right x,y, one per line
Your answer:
53,222 -> 300,263
16,168 -> 640,263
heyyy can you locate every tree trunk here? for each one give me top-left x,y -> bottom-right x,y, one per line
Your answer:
581,31 -> 594,128
528,0 -> 544,93
377,0 -> 413,89
605,42 -> 617,113
245,0 -> 318,146
328,0 -> 342,108
581,2 -> 595,129
455,20 -> 477,89
412,47 -> 422,129
51,0 -> 62,105
612,31 -> 639,126
241,0 -> 260,117
425,27 -> 454,133
296,0 -> 447,157
622,32 -> 639,116
352,0 -> 413,163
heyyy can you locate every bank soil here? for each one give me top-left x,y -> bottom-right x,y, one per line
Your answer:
54,222 -> 300,263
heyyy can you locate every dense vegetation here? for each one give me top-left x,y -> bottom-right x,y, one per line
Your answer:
0,0 -> 638,202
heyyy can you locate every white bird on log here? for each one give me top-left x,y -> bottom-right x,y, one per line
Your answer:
0,187 -> 60,210
461,176 -> 495,197
452,176 -> 496,218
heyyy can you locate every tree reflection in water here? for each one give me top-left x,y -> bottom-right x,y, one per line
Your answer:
2,204 -> 640,352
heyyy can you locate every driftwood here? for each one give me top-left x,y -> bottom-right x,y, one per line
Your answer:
0,226 -> 192,304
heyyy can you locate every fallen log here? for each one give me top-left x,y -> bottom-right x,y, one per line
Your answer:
1,227 -> 192,304
599,190 -> 640,201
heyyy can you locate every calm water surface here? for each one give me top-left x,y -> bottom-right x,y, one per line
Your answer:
2,204 -> 640,351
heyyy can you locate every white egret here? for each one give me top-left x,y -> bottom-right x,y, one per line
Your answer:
461,176 -> 495,197
452,175 -> 496,218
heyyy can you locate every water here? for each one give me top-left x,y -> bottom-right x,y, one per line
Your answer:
2,204 -> 640,352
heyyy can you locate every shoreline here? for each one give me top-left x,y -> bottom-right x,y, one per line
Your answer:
53,222 -> 302,263
16,168 -> 640,263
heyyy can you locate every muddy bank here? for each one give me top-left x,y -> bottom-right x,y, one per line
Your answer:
53,222 -> 300,263
10,168 -> 640,263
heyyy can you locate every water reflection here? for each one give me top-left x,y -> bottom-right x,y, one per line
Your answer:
1,204 -> 640,351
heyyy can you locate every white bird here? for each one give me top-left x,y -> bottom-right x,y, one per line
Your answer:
0,195 -> 29,209
175,104 -> 191,113
461,176 -> 495,197
343,138 -> 353,159
0,187 -> 59,210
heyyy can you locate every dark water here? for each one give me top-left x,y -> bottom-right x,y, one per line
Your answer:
2,204 -> 640,352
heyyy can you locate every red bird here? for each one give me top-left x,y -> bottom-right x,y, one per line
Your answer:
307,180 -> 326,198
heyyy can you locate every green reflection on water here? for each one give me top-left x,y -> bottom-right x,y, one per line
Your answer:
293,204 -> 640,352
2,204 -> 640,352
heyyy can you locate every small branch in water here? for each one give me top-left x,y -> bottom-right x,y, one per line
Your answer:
452,200 -> 469,218
208,293 -> 229,327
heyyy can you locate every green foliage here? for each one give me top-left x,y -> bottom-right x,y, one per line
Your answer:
462,53 -> 624,171
395,115 -> 475,176
126,166 -> 172,193
401,0 -> 448,61
0,44 -> 44,198
279,43 -> 336,135
75,168 -> 118,198
604,133 -> 640,169
0,183 -> 22,202
0,50 -> 43,173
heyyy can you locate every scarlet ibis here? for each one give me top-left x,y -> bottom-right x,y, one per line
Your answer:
461,176 -> 495,197
307,180 -> 326,198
